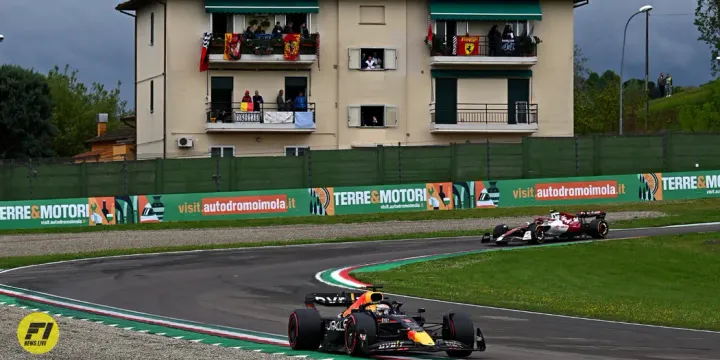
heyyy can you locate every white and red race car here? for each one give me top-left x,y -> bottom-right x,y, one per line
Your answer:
481,210 -> 610,245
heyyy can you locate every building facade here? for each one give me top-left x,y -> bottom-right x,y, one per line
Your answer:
116,0 -> 588,159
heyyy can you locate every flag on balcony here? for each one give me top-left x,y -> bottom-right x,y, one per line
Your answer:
239,102 -> 254,112
454,36 -> 480,56
224,33 -> 241,61
315,33 -> 320,69
283,34 -> 301,61
199,32 -> 212,72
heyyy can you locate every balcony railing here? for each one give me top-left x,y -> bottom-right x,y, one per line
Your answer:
207,102 -> 316,125
428,35 -> 538,58
430,103 -> 539,125
209,33 -> 319,56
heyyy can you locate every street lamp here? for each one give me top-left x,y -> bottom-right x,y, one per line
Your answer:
0,34 -> 4,43
619,5 -> 653,136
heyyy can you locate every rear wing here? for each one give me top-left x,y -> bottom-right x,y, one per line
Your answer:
576,210 -> 606,219
304,285 -> 384,308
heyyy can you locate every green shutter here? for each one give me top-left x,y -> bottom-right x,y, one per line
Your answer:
204,0 -> 319,14
429,0 -> 542,21
431,70 -> 533,78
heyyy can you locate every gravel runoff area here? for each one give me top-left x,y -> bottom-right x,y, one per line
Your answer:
0,305 -> 276,360
0,211 -> 666,257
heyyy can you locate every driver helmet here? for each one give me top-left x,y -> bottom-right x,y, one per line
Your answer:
375,303 -> 391,316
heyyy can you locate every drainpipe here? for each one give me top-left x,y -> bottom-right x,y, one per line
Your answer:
157,0 -> 168,159
335,0 -> 340,150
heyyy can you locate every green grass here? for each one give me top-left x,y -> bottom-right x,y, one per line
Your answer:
356,232 -> 720,331
3,198 -> 720,236
645,79 -> 718,131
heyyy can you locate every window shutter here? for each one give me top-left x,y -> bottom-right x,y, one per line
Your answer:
456,21 -> 468,35
384,48 -> 397,70
348,105 -> 361,127
348,48 -> 361,70
385,105 -> 398,127
235,15 -> 245,33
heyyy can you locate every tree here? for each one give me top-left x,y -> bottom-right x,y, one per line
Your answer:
694,0 -> 720,76
47,65 -> 128,157
0,65 -> 57,159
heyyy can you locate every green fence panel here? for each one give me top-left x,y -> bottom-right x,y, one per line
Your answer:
29,163 -> 84,200
666,134 -> 720,172
523,137 -> 578,178
234,156 -> 305,191
455,143 -> 489,181
125,160 -> 157,195
396,146 -> 453,184
87,162 -> 125,197
487,143 -> 523,180
310,149 -> 379,187
162,158 -> 220,194
598,136 -> 664,175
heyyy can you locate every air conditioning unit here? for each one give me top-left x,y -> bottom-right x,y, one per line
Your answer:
177,136 -> 193,148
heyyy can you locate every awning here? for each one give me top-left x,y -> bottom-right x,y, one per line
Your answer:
204,0 -> 319,14
429,0 -> 542,21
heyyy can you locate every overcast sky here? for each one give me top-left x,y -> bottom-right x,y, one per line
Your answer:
0,0 -> 713,108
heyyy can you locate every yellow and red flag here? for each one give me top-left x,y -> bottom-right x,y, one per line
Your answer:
283,34 -> 301,61
224,33 -> 241,61
239,102 -> 254,112
455,36 -> 480,56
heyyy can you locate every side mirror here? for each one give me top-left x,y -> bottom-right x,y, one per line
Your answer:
418,308 -> 426,313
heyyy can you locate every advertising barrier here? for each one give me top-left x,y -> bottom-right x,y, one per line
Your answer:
0,170 -> 717,230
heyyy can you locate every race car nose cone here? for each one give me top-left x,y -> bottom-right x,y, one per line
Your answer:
407,330 -> 435,346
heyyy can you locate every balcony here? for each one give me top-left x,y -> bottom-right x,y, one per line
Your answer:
427,35 -> 538,66
205,102 -> 316,133
429,103 -> 538,133
208,33 -> 319,65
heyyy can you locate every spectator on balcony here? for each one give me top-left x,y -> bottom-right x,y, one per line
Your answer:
244,26 -> 256,40
254,25 -> 266,35
301,23 -> 310,38
284,22 -> 294,34
253,90 -> 264,112
294,90 -> 307,111
502,25 -> 514,40
242,90 -> 252,104
286,98 -> 294,111
276,90 -> 285,110
272,22 -> 283,38
487,25 -> 501,56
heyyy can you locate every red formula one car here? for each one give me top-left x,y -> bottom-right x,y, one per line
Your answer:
481,210 -> 610,245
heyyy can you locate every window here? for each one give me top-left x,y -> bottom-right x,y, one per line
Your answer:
150,12 -> 154,46
347,105 -> 398,127
348,48 -> 397,70
505,21 -> 529,37
210,146 -> 234,158
285,146 -> 309,156
149,80 -> 154,113
211,13 -> 233,34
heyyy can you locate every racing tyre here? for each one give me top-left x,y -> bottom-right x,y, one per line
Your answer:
528,223 -> 546,245
442,312 -> 475,358
288,308 -> 323,351
344,313 -> 377,357
588,219 -> 609,239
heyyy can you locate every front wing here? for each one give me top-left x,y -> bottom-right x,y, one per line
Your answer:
364,329 -> 487,354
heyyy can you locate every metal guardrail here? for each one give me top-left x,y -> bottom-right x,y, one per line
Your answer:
429,35 -> 538,57
208,32 -> 319,56
206,102 -> 316,124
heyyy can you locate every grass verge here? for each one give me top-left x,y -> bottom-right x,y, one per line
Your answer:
2,198 -> 720,236
0,229 -> 487,270
355,232 -> 720,331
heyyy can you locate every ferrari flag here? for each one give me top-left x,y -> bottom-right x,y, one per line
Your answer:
224,33 -> 241,61
454,36 -> 480,56
283,34 -> 301,61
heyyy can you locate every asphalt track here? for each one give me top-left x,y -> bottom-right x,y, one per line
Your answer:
2,223 -> 720,360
